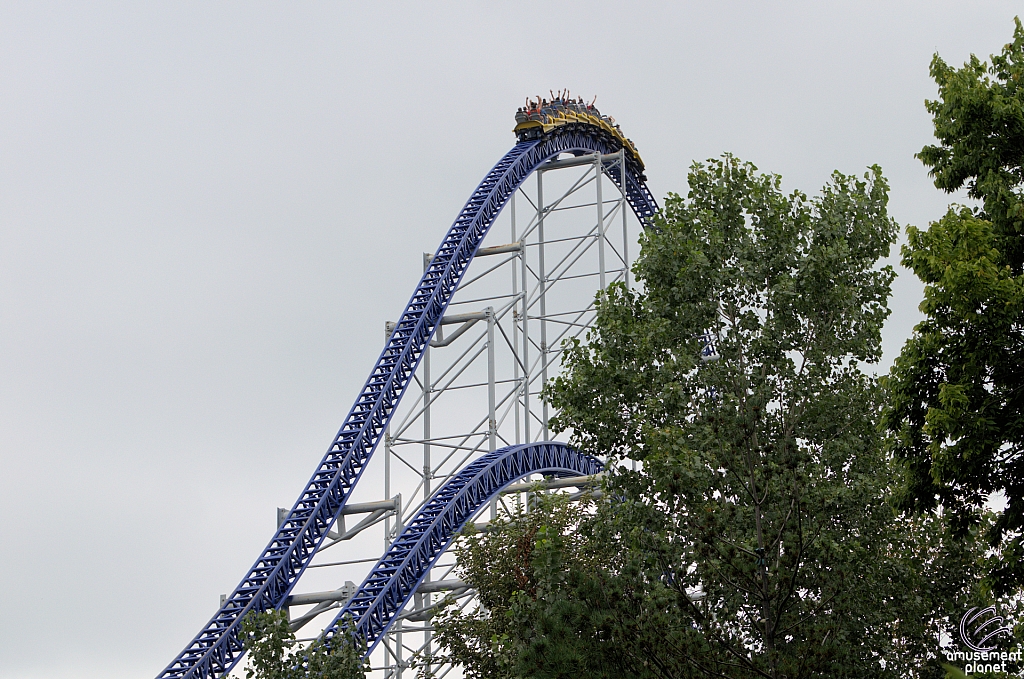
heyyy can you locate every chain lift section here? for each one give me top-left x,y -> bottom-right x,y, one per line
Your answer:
158,125 -> 658,679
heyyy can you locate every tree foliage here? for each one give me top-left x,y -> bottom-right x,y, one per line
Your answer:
433,493 -> 640,679
550,156 -> 931,679
240,610 -> 367,679
435,156 -> 997,679
916,18 -> 1024,269
885,17 -> 1024,595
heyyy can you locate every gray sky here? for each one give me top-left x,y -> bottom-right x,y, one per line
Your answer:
0,2 -> 1018,677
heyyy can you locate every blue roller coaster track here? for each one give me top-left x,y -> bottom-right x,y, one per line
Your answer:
321,442 -> 602,654
158,120 -> 659,679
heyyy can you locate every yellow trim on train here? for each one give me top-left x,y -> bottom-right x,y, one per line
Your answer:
514,110 -> 644,170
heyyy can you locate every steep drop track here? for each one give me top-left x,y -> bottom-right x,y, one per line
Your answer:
158,125 -> 659,679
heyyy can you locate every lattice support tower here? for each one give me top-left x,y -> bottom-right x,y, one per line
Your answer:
157,117 -> 659,679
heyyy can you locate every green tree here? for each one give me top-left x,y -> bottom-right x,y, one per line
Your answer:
437,156 -> 990,678
549,156 -> 937,679
433,493 -> 643,679
885,17 -> 1024,595
240,609 -> 367,679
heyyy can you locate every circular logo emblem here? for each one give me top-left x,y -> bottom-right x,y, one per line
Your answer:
960,606 -> 1013,652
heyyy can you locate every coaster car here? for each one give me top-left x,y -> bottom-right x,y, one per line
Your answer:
514,103 -> 644,171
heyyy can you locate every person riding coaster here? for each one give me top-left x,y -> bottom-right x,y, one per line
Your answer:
513,93 -> 643,171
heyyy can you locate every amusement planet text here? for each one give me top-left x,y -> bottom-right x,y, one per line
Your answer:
945,649 -> 1022,675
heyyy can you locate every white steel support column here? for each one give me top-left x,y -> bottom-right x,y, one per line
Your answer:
486,306 -> 496,452
520,189 -> 531,446
421,342 -> 431,507
384,319 -> 395,547
620,149 -> 630,290
382,424 -> 391,675
510,192 -> 522,448
383,319 -> 400,548
537,170 -> 549,440
384,429 -> 391,540
596,154 -> 606,291
487,306 -> 497,520
395,618 -> 404,679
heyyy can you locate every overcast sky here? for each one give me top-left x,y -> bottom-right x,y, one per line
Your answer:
1,3 -> 1020,678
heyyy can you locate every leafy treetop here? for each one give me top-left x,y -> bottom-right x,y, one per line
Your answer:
886,17 -> 1024,596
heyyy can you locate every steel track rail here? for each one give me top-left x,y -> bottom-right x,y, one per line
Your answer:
320,442 -> 602,655
158,127 -> 658,679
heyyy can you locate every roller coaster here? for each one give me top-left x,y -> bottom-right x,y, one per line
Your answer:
157,96 -> 659,679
